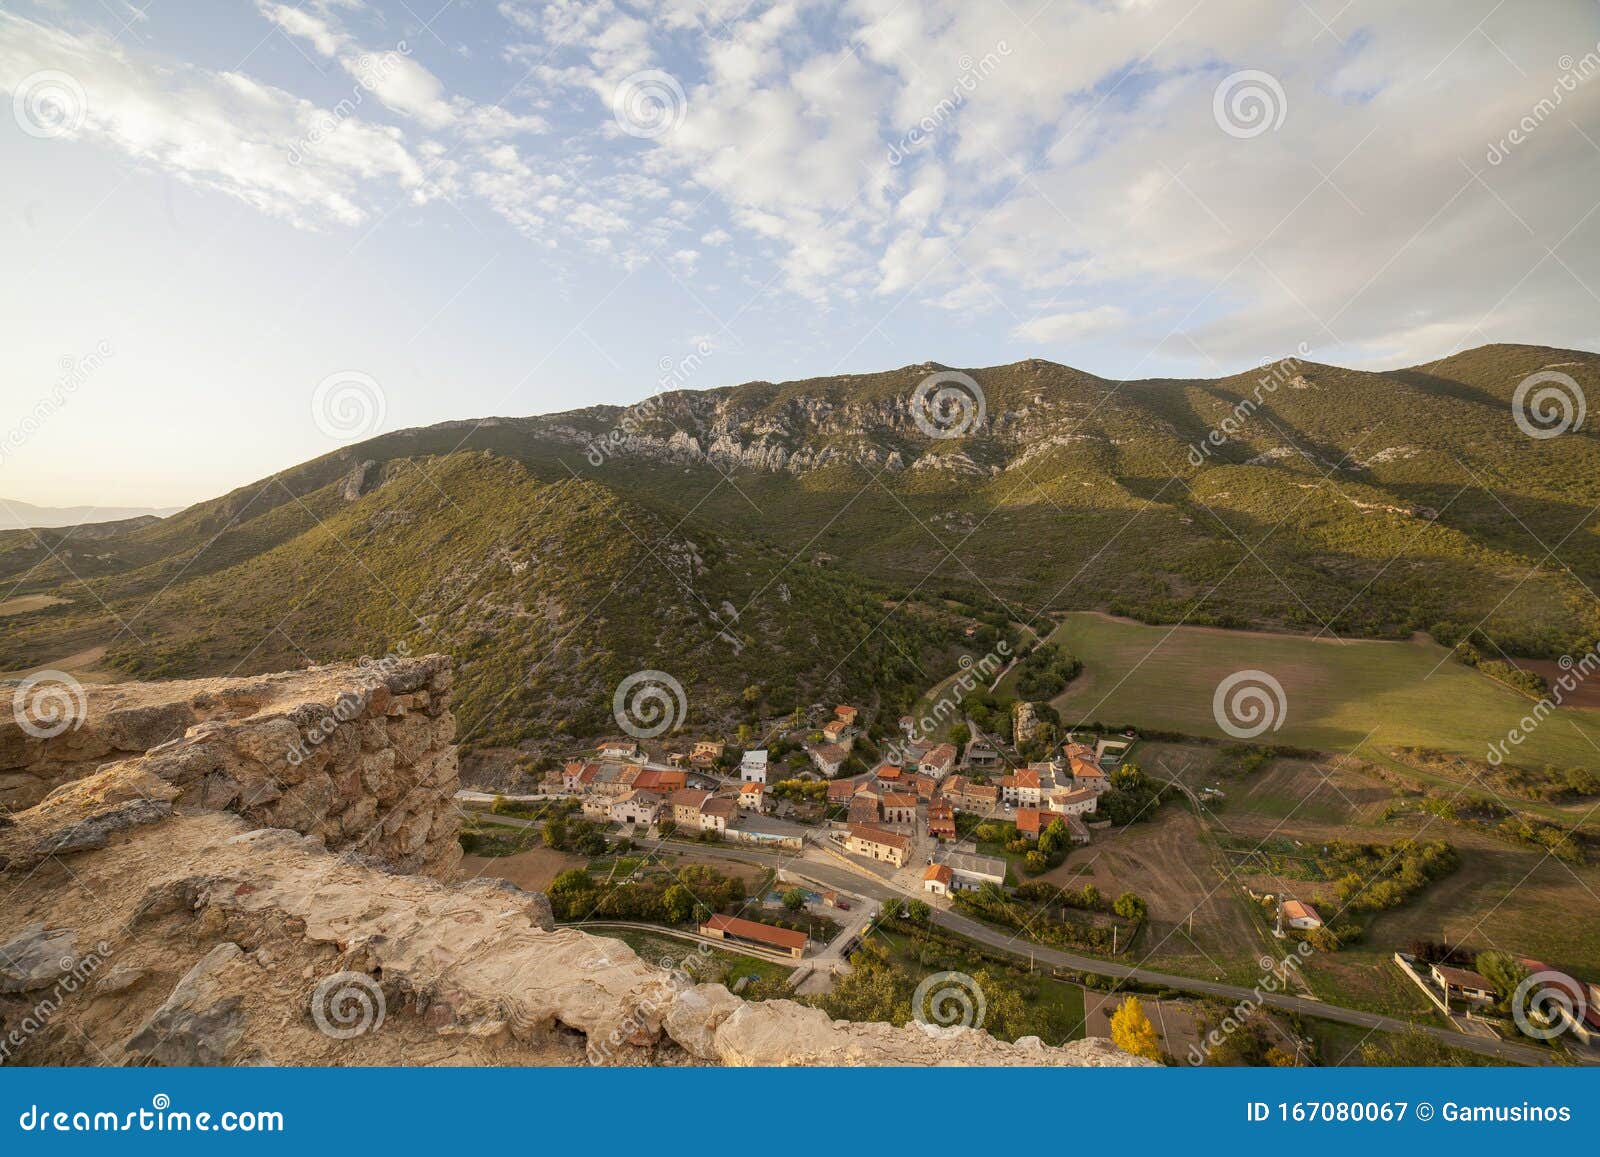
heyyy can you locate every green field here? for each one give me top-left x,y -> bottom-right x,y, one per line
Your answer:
1048,612 -> 1600,771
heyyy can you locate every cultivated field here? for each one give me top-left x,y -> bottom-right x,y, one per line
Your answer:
1047,612 -> 1600,769
1049,806 -> 1272,986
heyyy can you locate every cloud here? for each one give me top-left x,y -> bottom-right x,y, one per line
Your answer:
1013,306 -> 1129,343
0,11 -> 426,228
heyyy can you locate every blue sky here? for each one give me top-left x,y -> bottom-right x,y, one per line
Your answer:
3,0 -> 1598,507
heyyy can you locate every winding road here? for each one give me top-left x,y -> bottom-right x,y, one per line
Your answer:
462,799 -> 1569,1066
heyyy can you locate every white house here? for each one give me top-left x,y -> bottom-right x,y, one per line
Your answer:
917,743 -> 957,781
740,749 -> 769,783
1280,899 -> 1323,930
610,790 -> 662,827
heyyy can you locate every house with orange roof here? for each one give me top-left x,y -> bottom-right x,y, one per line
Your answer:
881,792 -> 918,825
845,824 -> 910,867
928,799 -> 956,840
700,914 -> 808,960
923,863 -> 954,897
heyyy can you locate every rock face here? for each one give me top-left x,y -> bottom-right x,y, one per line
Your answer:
0,655 -> 460,878
0,659 -> 1149,1070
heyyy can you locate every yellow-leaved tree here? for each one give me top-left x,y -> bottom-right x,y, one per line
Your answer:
1109,995 -> 1163,1063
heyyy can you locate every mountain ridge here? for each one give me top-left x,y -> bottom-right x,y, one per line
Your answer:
5,342 -> 1599,759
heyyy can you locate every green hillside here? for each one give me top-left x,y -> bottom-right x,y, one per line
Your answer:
6,342 -> 1600,763
1,453 -> 964,750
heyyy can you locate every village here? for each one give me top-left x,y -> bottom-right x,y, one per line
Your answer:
455,696 -> 1600,1066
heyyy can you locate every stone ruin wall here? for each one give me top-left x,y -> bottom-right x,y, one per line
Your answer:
1,655 -> 460,878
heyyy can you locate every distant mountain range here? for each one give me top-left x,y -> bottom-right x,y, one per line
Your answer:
0,499 -> 180,531
4,342 -> 1597,756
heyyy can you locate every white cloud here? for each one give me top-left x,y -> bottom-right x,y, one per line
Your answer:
0,12 -> 426,229
1013,305 -> 1129,343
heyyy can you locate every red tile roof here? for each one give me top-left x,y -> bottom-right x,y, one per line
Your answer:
925,864 -> 954,885
1016,807 -> 1067,835
701,914 -> 807,952
849,823 -> 910,852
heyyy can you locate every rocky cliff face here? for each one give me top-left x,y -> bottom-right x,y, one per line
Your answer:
0,659 -> 1148,1068
2,655 -> 460,879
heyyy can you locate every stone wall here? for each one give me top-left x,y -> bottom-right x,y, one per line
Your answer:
1,656 -> 460,878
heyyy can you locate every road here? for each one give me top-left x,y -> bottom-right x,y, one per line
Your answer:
656,840 -> 1567,1067
464,799 -> 1567,1066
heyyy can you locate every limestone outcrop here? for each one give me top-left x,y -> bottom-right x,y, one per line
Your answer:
1,655 -> 460,877
0,659 -> 1148,1069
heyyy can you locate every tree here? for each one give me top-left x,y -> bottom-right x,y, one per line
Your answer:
948,722 -> 971,748
782,887 -> 808,911
1109,995 -> 1163,1062
1113,891 -> 1147,922
905,899 -> 931,925
1475,950 -> 1529,1011
661,883 -> 696,925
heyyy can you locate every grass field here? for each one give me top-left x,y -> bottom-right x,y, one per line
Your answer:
1047,612 -> 1600,771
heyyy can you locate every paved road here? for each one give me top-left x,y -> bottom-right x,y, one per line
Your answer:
661,841 -> 1568,1067
473,805 -> 1568,1066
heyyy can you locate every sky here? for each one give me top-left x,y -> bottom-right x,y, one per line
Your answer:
2,0 -> 1599,509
